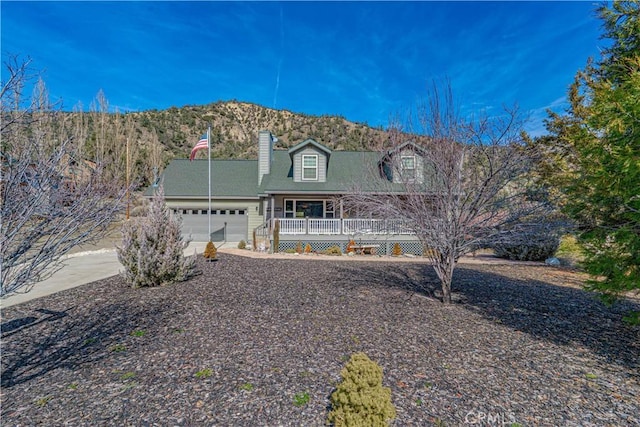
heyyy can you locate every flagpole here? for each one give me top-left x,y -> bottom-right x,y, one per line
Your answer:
207,124 -> 211,240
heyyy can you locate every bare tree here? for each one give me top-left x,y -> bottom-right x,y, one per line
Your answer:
346,83 -> 560,303
1,56 -> 126,297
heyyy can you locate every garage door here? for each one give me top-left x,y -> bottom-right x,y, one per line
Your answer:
178,208 -> 248,242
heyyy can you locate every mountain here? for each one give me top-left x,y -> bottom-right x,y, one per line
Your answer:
134,100 -> 390,160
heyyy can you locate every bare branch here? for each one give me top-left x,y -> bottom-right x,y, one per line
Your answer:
1,57 -> 126,297
345,82 -> 565,303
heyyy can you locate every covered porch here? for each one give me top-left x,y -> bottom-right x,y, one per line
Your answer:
270,217 -> 415,236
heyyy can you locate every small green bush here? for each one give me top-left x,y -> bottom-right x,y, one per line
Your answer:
328,352 -> 396,427
323,245 -> 343,256
237,240 -> 247,249
493,235 -> 560,262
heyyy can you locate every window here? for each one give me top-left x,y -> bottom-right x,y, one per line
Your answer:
238,210 -> 245,215
284,199 -> 327,218
302,155 -> 318,180
401,156 -> 416,180
285,200 -> 295,218
201,210 -> 208,214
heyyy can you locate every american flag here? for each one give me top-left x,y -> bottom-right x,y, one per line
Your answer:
189,133 -> 209,161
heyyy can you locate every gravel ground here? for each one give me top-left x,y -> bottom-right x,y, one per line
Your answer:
1,254 -> 638,426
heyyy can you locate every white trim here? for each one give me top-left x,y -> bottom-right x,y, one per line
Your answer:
301,154 -> 318,181
401,155 -> 416,180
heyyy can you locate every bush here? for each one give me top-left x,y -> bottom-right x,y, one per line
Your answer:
492,234 -> 560,261
346,240 -> 356,254
295,241 -> 303,254
117,187 -> 195,288
328,352 -> 396,427
237,240 -> 246,250
392,243 -> 402,256
304,243 -> 312,254
204,241 -> 217,260
323,245 -> 343,256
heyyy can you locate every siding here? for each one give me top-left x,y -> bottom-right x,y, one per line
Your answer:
293,147 -> 327,182
392,148 -> 426,185
258,131 -> 272,185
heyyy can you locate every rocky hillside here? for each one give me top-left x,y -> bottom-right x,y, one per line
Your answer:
133,100 -> 390,160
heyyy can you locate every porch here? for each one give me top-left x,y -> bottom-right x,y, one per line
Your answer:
268,218 -> 416,236
253,218 -> 423,256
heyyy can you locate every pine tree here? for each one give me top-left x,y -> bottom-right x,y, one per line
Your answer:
117,187 -> 195,288
542,1 -> 639,321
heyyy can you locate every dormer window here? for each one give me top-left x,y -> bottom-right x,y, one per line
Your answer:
401,155 -> 416,180
302,154 -> 318,180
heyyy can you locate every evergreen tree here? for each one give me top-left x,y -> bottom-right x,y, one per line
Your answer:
542,1 -> 639,320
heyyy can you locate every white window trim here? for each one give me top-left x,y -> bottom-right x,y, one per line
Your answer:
301,154 -> 318,181
400,155 -> 416,180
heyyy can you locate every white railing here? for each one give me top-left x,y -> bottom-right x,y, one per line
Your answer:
308,219 -> 341,235
277,218 -> 306,235
270,218 -> 415,235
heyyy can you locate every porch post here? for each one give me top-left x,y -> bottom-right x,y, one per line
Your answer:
271,195 -> 275,219
340,199 -> 344,234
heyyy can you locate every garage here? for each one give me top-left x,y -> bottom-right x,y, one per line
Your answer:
176,208 -> 248,242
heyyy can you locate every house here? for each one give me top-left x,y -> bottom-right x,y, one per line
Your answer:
157,131 -> 429,254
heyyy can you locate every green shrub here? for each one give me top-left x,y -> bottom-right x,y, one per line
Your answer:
328,352 -> 396,427
117,187 -> 195,288
237,240 -> 247,249
556,234 -> 584,263
323,245 -> 343,256
492,234 -> 560,262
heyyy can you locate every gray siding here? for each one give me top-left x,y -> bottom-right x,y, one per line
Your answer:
392,148 -> 425,185
293,147 -> 327,182
258,131 -> 272,185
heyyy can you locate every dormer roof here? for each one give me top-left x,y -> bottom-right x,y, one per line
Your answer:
287,138 -> 332,159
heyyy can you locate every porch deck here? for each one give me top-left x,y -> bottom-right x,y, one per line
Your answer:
268,218 -> 416,236
253,218 -> 422,255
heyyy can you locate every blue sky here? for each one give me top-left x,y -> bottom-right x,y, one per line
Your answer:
2,1 -> 605,136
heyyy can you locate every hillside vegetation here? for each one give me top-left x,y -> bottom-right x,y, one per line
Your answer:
44,100 -> 392,188
136,101 -> 390,158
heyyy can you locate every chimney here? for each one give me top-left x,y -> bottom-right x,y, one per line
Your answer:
258,130 -> 275,185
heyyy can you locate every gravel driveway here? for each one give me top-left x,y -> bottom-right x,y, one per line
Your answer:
1,254 -> 638,426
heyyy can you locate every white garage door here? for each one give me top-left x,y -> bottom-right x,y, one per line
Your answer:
177,208 -> 248,242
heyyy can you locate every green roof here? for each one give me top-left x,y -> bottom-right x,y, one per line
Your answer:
258,151 -> 405,194
154,146 -> 426,198
155,159 -> 259,198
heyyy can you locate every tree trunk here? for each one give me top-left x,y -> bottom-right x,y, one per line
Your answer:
434,251 -> 456,304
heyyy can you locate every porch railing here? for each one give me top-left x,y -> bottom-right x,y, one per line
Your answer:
271,218 -> 415,236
